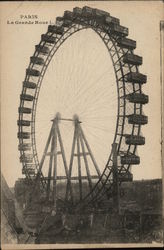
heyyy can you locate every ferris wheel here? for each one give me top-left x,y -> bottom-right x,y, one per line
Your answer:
17,6 -> 148,209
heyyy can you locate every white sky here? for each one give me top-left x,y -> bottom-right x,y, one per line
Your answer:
0,1 -> 163,187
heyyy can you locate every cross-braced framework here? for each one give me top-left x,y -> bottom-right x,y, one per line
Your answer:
32,113 -> 102,208
17,6 -> 148,209
65,114 -> 101,203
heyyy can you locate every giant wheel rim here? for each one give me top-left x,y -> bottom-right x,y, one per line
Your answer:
18,7 -> 148,207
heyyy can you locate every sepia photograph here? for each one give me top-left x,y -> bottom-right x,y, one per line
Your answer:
0,0 -> 163,248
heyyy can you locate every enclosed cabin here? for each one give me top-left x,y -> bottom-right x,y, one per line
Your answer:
92,8 -> 110,25
48,25 -> 64,35
18,107 -> 32,114
73,7 -> 82,18
123,54 -> 142,66
110,23 -> 129,37
103,15 -> 120,32
23,81 -> 37,89
20,154 -> 33,163
64,10 -> 74,21
41,34 -> 56,44
20,94 -> 34,102
126,93 -> 149,104
17,120 -> 31,127
72,7 -> 83,24
30,56 -> 45,65
121,154 -> 140,165
125,134 -> 145,145
118,171 -> 133,182
61,11 -> 74,27
128,114 -> 148,125
60,18 -> 72,27
35,45 -> 50,55
22,167 -> 35,175
81,6 -> 94,19
117,38 -> 136,50
126,72 -> 147,84
105,15 -> 119,25
26,68 -> 40,77
73,7 -> 82,16
18,143 -> 32,151
17,132 -> 30,139
55,16 -> 64,27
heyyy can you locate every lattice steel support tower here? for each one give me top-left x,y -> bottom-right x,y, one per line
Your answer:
35,112 -> 73,210
65,115 -> 101,203
33,113 -> 101,210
